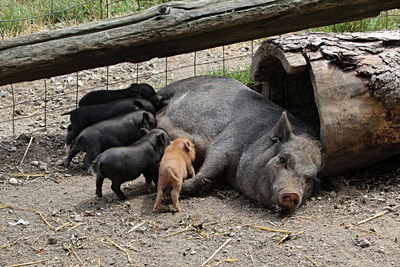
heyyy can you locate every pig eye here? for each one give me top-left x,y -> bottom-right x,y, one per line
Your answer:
279,156 -> 286,165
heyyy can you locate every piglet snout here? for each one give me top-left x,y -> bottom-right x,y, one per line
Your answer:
279,193 -> 300,210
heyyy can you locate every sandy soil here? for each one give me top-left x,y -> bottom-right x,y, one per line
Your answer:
0,134 -> 399,267
0,40 -> 399,267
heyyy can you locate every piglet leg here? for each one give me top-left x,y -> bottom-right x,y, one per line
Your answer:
111,182 -> 127,200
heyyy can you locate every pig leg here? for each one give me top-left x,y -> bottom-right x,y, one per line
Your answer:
144,167 -> 158,185
153,187 -> 164,212
111,181 -> 127,200
181,143 -> 227,195
171,181 -> 182,212
83,153 -> 96,176
96,172 -> 104,197
64,146 -> 80,167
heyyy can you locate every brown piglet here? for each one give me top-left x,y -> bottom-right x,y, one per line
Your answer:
153,137 -> 195,212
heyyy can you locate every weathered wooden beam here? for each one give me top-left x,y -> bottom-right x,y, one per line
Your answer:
250,30 -> 400,176
1,0 -> 400,85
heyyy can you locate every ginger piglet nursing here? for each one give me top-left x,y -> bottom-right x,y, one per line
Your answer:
153,137 -> 195,212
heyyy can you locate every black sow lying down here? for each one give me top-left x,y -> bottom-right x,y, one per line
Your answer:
65,111 -> 156,175
79,83 -> 162,108
63,98 -> 155,149
157,76 -> 322,212
96,128 -> 170,200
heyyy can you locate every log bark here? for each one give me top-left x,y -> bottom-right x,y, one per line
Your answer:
250,30 -> 400,176
1,0 -> 400,86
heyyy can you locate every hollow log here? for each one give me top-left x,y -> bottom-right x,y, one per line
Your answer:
1,0 -> 400,86
250,30 -> 400,177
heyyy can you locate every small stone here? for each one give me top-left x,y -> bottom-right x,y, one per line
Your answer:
383,206 -> 395,212
74,214 -> 83,222
377,247 -> 385,254
8,219 -> 29,226
16,133 -> 30,142
1,91 -> 7,97
78,81 -> 83,87
39,162 -> 48,171
9,147 -> 17,152
190,249 -> 196,255
55,86 -> 64,93
31,161 -> 39,167
357,238 -> 371,248
67,76 -> 75,86
55,160 -> 64,166
9,178 -> 18,185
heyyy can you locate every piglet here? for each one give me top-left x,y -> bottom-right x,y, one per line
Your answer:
153,137 -> 196,212
64,111 -> 156,175
79,83 -> 162,108
96,128 -> 170,200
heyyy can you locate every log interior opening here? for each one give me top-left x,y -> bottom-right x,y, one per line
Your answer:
257,59 -> 320,139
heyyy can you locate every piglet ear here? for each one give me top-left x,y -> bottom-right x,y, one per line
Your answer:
139,128 -> 150,137
156,133 -> 165,146
183,140 -> 191,152
271,111 -> 293,142
142,112 -> 151,123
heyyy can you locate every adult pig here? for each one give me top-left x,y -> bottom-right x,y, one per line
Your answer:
156,76 -> 322,211
65,110 -> 156,175
63,97 -> 155,149
96,128 -> 170,200
78,83 -> 162,108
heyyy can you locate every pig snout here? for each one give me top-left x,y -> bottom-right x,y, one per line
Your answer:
278,192 -> 300,210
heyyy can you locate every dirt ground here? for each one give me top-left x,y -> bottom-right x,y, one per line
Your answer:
0,41 -> 400,267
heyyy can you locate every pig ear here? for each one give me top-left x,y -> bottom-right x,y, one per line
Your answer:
271,111 -> 293,142
139,128 -> 150,137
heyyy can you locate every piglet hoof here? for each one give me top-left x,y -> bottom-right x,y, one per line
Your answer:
87,168 -> 95,177
63,159 -> 70,168
172,206 -> 181,212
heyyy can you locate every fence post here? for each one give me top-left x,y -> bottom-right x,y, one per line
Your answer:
11,84 -> 15,136
194,52 -> 197,77
75,72 -> 79,107
51,0 -> 55,28
0,22 -> 4,40
222,46 -> 225,76
100,0 -> 103,19
165,57 -> 168,85
106,0 -> 109,90
385,11 -> 388,29
44,79 -> 47,131
136,63 -> 139,83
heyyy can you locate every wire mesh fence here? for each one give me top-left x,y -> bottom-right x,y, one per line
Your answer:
0,1 -> 399,138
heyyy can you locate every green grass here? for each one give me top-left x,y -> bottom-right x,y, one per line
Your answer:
311,10 -> 400,32
0,2 -> 398,38
0,0 -> 174,37
203,66 -> 259,90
